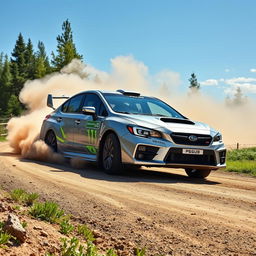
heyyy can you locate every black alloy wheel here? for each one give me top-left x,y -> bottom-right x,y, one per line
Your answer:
45,131 -> 57,152
102,133 -> 122,174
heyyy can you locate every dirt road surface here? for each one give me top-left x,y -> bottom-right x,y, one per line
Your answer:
0,142 -> 255,255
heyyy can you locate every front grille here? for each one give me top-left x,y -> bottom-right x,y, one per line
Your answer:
165,148 -> 216,166
170,132 -> 212,146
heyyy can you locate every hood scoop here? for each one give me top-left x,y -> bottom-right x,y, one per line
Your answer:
160,117 -> 195,125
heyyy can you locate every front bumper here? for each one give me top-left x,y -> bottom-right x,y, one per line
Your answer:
120,132 -> 226,170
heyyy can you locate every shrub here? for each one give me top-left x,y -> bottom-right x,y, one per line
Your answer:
0,221 -> 12,246
29,201 -> 65,223
10,189 -> 39,205
10,189 -> 26,202
77,224 -> 95,242
24,192 -> 39,206
60,220 -> 74,235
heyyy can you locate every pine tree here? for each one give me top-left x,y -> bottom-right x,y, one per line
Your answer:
189,73 -> 200,92
34,41 -> 51,78
25,38 -> 35,79
11,33 -> 27,95
0,55 -> 12,113
52,19 -> 82,71
0,52 -> 4,77
225,87 -> 247,107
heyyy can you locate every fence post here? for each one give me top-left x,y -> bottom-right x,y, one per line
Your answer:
236,143 -> 239,150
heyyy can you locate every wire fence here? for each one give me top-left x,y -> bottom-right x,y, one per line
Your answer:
226,144 -> 256,150
0,117 -> 10,136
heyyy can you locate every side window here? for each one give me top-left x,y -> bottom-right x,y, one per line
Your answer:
98,103 -> 108,117
83,94 -> 107,116
61,100 -> 70,113
67,94 -> 84,113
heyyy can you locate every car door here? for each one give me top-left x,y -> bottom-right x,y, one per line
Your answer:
73,93 -> 108,158
57,93 -> 85,154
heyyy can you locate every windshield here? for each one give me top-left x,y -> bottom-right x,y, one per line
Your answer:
103,93 -> 185,118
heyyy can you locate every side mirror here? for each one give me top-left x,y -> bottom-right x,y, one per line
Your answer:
82,106 -> 97,120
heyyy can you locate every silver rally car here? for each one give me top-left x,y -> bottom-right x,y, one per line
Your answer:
40,89 -> 226,178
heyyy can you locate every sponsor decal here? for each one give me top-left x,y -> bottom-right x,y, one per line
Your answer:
56,126 -> 66,143
86,145 -> 97,154
86,121 -> 100,129
87,129 -> 97,144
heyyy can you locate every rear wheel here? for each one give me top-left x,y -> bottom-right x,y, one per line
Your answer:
185,169 -> 211,179
45,131 -> 57,152
102,133 -> 123,174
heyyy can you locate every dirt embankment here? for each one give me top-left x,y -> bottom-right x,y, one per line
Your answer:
0,142 -> 256,256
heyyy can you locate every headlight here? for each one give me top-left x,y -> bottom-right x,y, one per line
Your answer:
127,126 -> 162,138
213,132 -> 222,142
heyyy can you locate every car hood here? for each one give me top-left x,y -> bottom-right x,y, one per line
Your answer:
122,114 -> 213,135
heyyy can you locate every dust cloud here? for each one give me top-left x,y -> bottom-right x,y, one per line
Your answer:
6,57 -> 256,165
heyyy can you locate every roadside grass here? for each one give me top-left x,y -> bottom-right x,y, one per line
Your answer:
29,201 -> 65,223
225,147 -> 256,176
3,187 -> 148,255
0,136 -> 6,142
10,189 -> 39,206
0,221 -> 12,246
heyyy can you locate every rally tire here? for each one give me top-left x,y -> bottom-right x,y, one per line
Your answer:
45,130 -> 58,152
102,133 -> 123,174
185,169 -> 211,179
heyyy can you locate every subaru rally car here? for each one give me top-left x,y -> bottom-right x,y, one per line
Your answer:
40,89 -> 226,178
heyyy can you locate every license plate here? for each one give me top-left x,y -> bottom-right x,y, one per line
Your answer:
182,149 -> 203,155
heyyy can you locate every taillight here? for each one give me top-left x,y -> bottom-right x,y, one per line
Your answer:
44,114 -> 51,121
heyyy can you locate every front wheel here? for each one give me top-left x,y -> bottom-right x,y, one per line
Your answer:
185,169 -> 211,179
102,133 -> 123,174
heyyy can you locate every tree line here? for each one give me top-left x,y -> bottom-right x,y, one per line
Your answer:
0,19 -> 82,117
0,19 -> 246,118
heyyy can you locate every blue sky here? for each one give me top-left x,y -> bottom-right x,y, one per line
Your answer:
1,0 -> 256,99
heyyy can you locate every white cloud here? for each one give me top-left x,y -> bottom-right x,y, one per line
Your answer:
225,69 -> 230,73
200,79 -> 218,86
250,68 -> 256,73
223,77 -> 256,94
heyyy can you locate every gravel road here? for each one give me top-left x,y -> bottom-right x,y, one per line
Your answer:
0,142 -> 255,255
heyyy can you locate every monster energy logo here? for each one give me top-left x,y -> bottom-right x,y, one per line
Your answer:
86,121 -> 100,129
87,129 -> 97,144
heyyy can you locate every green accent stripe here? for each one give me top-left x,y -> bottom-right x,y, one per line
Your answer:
56,135 -> 65,143
60,127 -> 67,139
86,145 -> 97,154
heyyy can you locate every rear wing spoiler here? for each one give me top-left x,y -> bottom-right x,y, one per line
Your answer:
47,94 -> 69,110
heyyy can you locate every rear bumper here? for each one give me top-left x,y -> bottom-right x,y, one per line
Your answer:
120,132 -> 226,170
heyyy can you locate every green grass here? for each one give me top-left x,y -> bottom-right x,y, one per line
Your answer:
0,221 -> 12,246
59,219 -> 75,235
29,201 -> 65,223
226,160 -> 256,176
77,224 -> 95,242
0,136 -> 6,142
227,147 -> 256,161
225,147 -> 256,176
10,189 -> 39,206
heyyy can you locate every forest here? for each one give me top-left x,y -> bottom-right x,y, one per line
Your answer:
0,19 -> 82,117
